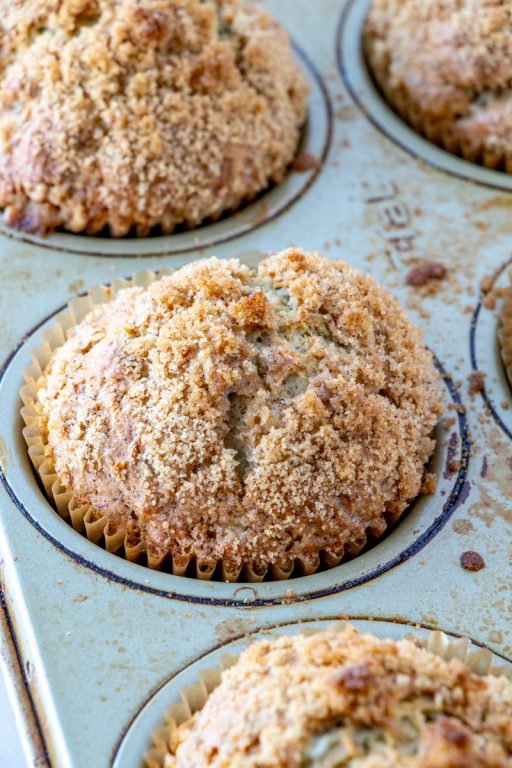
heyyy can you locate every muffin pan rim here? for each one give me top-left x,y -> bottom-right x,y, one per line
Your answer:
112,616 -> 512,768
0,289 -> 469,603
337,0 -> 512,194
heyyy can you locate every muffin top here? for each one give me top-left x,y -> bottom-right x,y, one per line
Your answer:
0,0 -> 307,236
37,250 -> 442,575
167,626 -> 512,767
365,0 -> 512,155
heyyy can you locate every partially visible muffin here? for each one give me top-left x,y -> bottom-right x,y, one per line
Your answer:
0,0 -> 308,236
35,249 -> 443,577
166,626 -> 512,767
499,273 -> 512,390
364,0 -> 512,170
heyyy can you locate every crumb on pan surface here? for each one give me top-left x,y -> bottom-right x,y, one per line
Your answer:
0,0 -> 308,236
165,626 -> 512,767
364,0 -> 512,163
460,550 -> 485,571
36,249 -> 443,573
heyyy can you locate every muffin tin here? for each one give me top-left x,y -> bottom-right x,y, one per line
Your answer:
0,0 -> 511,765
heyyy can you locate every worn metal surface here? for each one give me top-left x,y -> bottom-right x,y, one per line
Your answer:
0,0 -> 511,765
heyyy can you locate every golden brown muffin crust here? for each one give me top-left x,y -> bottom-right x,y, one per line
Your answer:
37,250 -> 443,574
167,627 -> 512,767
364,0 -> 512,157
0,0 -> 308,235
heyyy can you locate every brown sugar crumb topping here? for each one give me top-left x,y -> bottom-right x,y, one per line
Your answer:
0,0 -> 308,236
166,627 -> 512,767
37,249 -> 443,574
460,551 -> 485,571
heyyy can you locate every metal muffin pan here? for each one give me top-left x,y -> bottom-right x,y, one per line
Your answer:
0,0 -> 511,765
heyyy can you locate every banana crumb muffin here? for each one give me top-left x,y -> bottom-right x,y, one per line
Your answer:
165,627 -> 512,767
0,0 -> 308,236
35,249 -> 443,577
364,0 -> 512,170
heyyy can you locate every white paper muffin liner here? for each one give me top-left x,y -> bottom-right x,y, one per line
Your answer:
143,622 -> 512,767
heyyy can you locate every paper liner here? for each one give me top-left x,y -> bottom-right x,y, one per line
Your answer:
499,271 -> 512,388
365,44 -> 512,173
20,269 -> 393,583
143,622 -> 512,767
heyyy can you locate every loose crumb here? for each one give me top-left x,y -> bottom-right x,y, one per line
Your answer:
291,152 -> 318,172
405,262 -> 447,287
447,458 -> 460,474
420,472 -> 437,495
460,551 -> 485,572
468,370 -> 486,395
480,275 -> 494,294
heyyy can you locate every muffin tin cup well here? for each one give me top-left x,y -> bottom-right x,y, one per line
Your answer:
0,44 -> 331,260
18,268 -> 466,589
338,0 -> 512,192
107,618 -> 512,768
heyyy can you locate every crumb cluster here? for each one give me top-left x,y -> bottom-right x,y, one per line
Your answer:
406,262 -> 447,288
0,0 -> 308,236
37,250 -> 443,575
460,550 -> 485,571
365,0 -> 512,167
167,626 -> 512,767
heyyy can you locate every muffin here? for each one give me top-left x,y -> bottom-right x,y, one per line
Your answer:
30,249 -> 443,578
164,626 -> 512,767
364,0 -> 512,170
0,0 -> 308,236
499,273 -> 512,389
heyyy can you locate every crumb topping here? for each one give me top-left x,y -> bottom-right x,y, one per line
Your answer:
0,0 -> 308,236
37,249 -> 443,573
364,0 -> 512,156
167,627 -> 512,767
